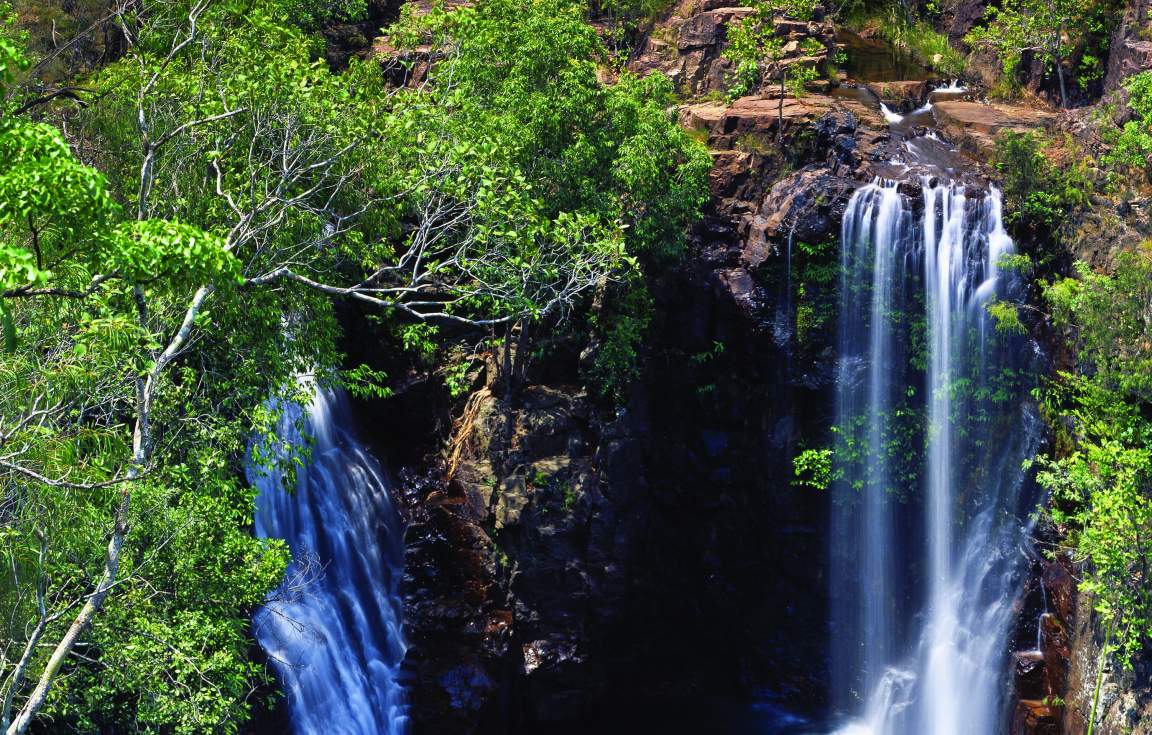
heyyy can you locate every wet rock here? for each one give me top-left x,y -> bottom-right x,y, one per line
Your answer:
744,167 -> 854,265
1013,699 -> 1063,735
1042,556 -> 1077,625
869,80 -> 929,108
1016,650 -> 1049,701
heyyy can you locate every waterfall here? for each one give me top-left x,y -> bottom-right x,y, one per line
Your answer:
830,179 -> 1039,735
249,388 -> 409,735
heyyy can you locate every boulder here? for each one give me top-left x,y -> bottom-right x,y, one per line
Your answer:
869,80 -> 929,107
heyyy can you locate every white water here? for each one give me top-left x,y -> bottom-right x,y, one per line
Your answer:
931,80 -> 967,95
250,389 -> 409,735
880,102 -> 934,126
830,179 -> 1039,735
879,103 -> 904,124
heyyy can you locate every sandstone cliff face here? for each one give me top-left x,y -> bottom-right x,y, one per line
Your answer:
628,0 -> 833,98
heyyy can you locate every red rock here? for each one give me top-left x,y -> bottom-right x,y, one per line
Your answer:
1011,699 -> 1062,735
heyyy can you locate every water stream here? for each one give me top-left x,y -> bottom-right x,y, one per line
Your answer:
250,389 -> 409,735
829,168 -> 1040,732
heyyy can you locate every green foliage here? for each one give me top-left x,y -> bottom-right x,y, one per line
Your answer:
1104,71 -> 1152,174
843,5 -> 965,76
341,364 -> 394,399
793,447 -> 834,490
0,0 -> 711,730
0,4 -> 349,732
444,359 -> 477,398
1045,252 -> 1152,401
787,65 -> 819,96
793,238 -> 838,346
586,278 -> 653,402
1034,250 -> 1152,667
992,131 -> 1090,233
897,20 -> 965,76
589,0 -> 676,53
0,3 -> 25,93
723,4 -> 783,100
986,299 -> 1028,335
721,2 -> 826,101
277,0 -> 367,28
391,0 -> 709,265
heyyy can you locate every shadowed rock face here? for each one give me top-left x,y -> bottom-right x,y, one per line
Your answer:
375,104 -> 860,728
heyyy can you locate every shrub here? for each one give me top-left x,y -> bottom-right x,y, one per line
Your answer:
992,131 -> 1090,234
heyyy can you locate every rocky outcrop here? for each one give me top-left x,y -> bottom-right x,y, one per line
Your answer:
940,0 -> 990,43
933,100 -> 1060,156
1010,549 -> 1077,735
629,0 -> 834,98
1062,197 -> 1152,270
1062,587 -> 1152,734
1105,0 -> 1152,93
382,45 -> 886,733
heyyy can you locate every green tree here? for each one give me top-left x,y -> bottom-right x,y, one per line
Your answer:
991,130 -> 1091,235
1033,250 -> 1152,667
966,0 -> 1118,107
386,0 -> 709,388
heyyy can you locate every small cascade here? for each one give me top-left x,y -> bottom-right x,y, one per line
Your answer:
931,80 -> 967,95
250,388 -> 409,735
1037,581 -> 1050,651
773,222 -> 799,347
829,176 -> 1040,734
880,103 -> 904,124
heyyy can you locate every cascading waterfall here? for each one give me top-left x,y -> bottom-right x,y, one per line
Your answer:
830,180 -> 911,712
830,177 -> 1040,735
249,388 -> 409,735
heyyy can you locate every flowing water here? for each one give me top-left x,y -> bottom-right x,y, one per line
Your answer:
250,389 -> 409,735
829,172 -> 1040,734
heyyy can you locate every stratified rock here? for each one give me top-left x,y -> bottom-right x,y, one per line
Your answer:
629,0 -> 834,97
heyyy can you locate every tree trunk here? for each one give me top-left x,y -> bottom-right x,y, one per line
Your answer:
1054,31 -> 1068,108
